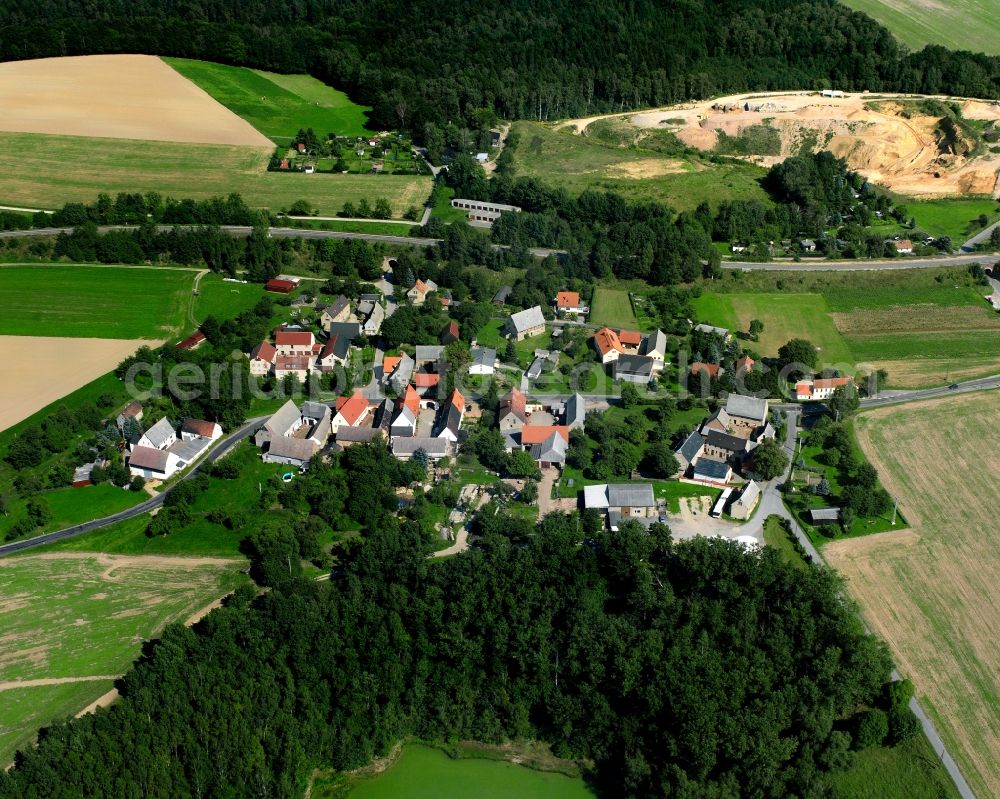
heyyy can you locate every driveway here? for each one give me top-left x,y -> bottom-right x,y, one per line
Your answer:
537,469 -> 577,518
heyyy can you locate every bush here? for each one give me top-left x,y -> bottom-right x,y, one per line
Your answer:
888,706 -> 921,745
854,708 -> 889,749
210,459 -> 242,480
129,476 -> 146,492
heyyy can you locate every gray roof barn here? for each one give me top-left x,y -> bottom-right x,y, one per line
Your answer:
264,436 -> 317,463
470,346 -> 497,371
530,431 -> 567,465
641,329 -> 667,357
508,305 -> 545,335
128,446 -> 170,472
725,393 -> 768,424
705,429 -> 750,454
415,344 -> 444,363
324,295 -> 350,319
391,437 -> 450,458
809,508 -> 841,524
607,483 -> 655,508
492,285 -> 513,304
564,393 -> 587,429
694,323 -> 730,338
265,400 -> 301,438
693,458 -> 732,481
676,430 -> 706,462
614,354 -> 654,378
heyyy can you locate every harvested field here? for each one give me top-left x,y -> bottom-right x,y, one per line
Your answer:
831,303 -> 1000,334
0,552 -> 243,764
826,392 -> 1000,799
0,336 -> 151,433
558,90 -> 1000,198
0,55 -> 271,146
0,130 -> 429,217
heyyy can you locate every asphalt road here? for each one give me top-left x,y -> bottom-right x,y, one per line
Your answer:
0,415 -> 266,559
726,252 -> 999,271
861,374 -> 1000,408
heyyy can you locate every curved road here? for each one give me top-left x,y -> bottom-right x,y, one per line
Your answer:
0,415 -> 266,559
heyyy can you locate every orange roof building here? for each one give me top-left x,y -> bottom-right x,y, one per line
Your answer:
334,391 -> 370,427
520,425 -> 570,446
556,291 -> 581,309
402,385 -> 421,415
593,327 -> 624,362
618,329 -> 642,347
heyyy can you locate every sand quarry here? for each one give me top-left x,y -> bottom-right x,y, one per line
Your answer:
0,54 -> 271,146
0,336 -> 155,433
559,90 -> 1000,197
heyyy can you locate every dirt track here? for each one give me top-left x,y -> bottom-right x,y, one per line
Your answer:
558,90 -> 1000,197
0,336 -> 156,433
0,55 -> 272,146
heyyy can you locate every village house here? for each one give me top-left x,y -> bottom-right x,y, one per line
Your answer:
469,346 -> 496,375
180,419 -> 222,442
795,376 -> 853,401
391,437 -> 452,461
274,355 -> 314,382
116,401 -> 143,432
390,386 -> 421,438
690,362 -> 723,380
331,391 -> 371,433
435,388 -> 465,442
507,306 -> 546,341
730,481 -> 762,520
384,352 -> 415,393
335,426 -> 386,448
128,447 -> 181,481
256,400 -> 332,467
135,417 -> 176,451
275,330 -> 316,356
694,323 -> 731,342
249,341 -> 278,377
554,291 -> 588,317
440,320 -> 460,345
691,458 -> 733,486
583,483 -> 658,531
265,277 -> 299,294
498,387 -> 527,433
674,430 -> 707,474
614,354 -> 655,384
736,355 -> 755,375
593,327 -> 624,364
320,296 -> 351,331
563,393 -> 587,430
359,300 -> 385,336
530,431 -> 567,469
641,329 -> 667,366
894,239 -> 914,255
406,278 -> 438,305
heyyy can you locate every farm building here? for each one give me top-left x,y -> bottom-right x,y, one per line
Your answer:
450,198 -> 521,226
266,278 -> 297,294
507,306 -> 546,341
176,330 -> 206,350
730,481 -> 762,520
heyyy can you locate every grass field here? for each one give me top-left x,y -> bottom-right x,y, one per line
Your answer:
0,131 -> 431,217
692,292 -> 855,366
840,0 -> 1000,56
825,392 -> 1000,799
589,288 -> 637,329
165,58 -> 371,142
0,264 -> 194,338
700,267 -> 1000,386
327,744 -> 594,799
510,121 -> 770,211
0,552 -> 243,763
193,273 -> 266,324
762,515 -> 810,571
907,198 -> 1000,243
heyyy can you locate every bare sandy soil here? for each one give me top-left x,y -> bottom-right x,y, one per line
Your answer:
558,90 -> 1000,197
0,55 -> 272,146
826,393 -> 1000,798
0,336 -> 156,433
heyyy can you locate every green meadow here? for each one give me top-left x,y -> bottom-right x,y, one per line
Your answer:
0,264 -> 193,339
906,198 -> 1000,243
510,121 -> 770,211
840,0 -> 1000,56
589,287 -> 637,329
193,273 -> 267,324
165,58 -> 371,142
324,744 -> 594,799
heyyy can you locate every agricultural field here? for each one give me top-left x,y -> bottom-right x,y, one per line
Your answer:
165,58 -> 371,143
589,287 -> 638,329
700,267 -> 1000,387
0,264 -> 194,339
839,0 -> 1000,56
0,55 -> 270,146
0,131 -> 430,217
0,552 -> 244,764
510,121 -> 770,211
825,392 -> 1000,799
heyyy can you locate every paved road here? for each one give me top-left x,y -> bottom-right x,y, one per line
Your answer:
861,374 -> 1000,409
726,252 -> 999,271
0,415 -> 266,558
962,219 -> 1000,252
0,225 -> 566,258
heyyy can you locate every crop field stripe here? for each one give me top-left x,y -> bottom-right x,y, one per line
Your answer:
839,0 -> 1000,56
826,392 -> 1000,799
0,130 -> 429,217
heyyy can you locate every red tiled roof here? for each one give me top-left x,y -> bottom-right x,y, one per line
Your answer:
414,372 -> 440,388
618,329 -> 642,346
736,356 -> 755,372
593,327 -> 623,356
520,425 -> 570,445
181,419 -> 218,437
796,381 -> 813,397
691,362 -> 721,378
814,377 -> 852,390
275,330 -> 314,347
499,387 -> 526,417
441,320 -> 460,341
402,385 -> 420,415
335,391 -> 369,426
895,239 -> 913,250
383,355 -> 402,374
450,388 -> 465,409
412,279 -> 428,294
275,355 -> 311,371
556,291 -> 581,308
120,401 -> 143,419
251,341 -> 276,362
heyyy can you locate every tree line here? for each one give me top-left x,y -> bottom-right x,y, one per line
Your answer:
1,0 -> 999,135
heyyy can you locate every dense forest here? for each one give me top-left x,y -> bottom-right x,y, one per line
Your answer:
0,1 -> 999,133
0,509 -> 909,798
